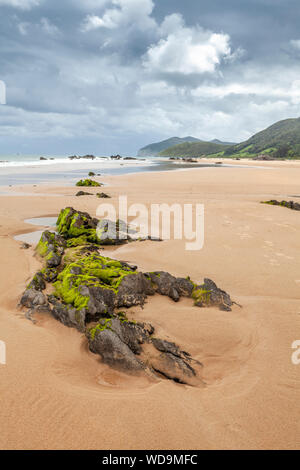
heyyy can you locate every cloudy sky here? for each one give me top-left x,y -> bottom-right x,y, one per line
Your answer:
1,0 -> 300,155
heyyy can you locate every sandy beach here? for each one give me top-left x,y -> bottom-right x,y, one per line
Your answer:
0,160 -> 299,450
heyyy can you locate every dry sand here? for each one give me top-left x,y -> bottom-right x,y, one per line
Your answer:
0,161 -> 299,449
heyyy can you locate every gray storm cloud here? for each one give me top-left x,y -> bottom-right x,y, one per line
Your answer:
0,0 -> 300,154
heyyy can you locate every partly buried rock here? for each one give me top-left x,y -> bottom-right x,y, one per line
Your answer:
146,272 -> 194,302
20,242 -> 31,249
96,192 -> 111,199
151,338 -> 202,386
87,316 -> 202,385
76,191 -> 93,197
192,278 -> 233,311
87,317 -> 150,371
145,272 -> 232,311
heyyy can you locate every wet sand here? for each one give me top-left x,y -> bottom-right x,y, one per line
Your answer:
0,161 -> 299,449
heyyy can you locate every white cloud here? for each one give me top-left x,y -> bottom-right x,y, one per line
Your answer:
81,0 -> 156,32
144,16 -> 233,75
0,0 -> 40,9
81,13 -> 117,31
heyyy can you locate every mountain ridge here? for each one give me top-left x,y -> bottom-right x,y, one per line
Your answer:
137,136 -> 200,157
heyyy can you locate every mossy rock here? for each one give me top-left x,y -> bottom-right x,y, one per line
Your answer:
261,200 -> 300,211
76,179 -> 102,187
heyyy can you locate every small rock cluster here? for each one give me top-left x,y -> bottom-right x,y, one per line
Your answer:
262,199 -> 300,211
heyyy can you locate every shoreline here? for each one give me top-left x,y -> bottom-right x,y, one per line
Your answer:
0,162 -> 299,449
2,156 -> 299,188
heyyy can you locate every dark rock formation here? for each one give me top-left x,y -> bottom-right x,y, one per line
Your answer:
192,278 -> 233,311
76,191 -> 93,196
75,179 -> 101,187
87,317 -> 202,385
20,242 -> 31,249
36,230 -> 66,268
20,288 -> 48,308
261,200 -> 300,211
110,155 -> 122,160
96,192 -> 111,198
27,271 -> 46,291
69,155 -> 96,160
20,207 -> 236,386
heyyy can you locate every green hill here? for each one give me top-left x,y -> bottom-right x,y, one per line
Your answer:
137,136 -> 200,157
159,140 -> 228,157
210,139 -> 237,146
224,118 -> 300,158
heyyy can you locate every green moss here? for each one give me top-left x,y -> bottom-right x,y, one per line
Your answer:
53,253 -> 137,310
76,179 -> 102,187
56,207 -> 71,236
89,319 -> 112,340
192,287 -> 211,306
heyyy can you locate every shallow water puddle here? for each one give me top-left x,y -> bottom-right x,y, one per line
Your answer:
24,216 -> 57,227
14,216 -> 57,245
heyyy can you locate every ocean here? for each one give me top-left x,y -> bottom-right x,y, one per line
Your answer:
0,154 -> 224,186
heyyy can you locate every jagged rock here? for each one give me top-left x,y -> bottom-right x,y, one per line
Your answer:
150,338 -> 203,385
152,338 -> 191,359
87,317 -> 201,384
36,230 -> 65,268
175,278 -> 194,297
27,271 -> 46,291
151,352 -> 198,385
87,317 -> 147,371
48,295 -> 86,332
192,278 -> 233,311
147,271 -> 177,297
116,272 -> 154,307
20,288 -> 48,308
